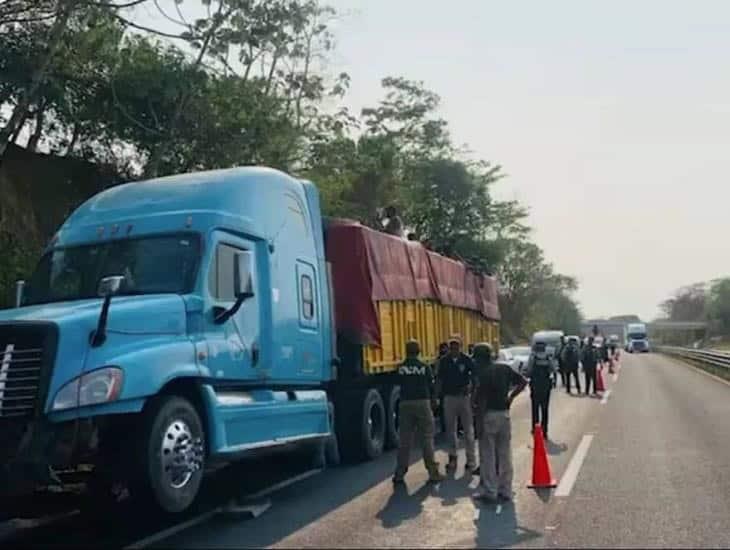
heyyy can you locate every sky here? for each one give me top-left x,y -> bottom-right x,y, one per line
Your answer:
143,0 -> 730,321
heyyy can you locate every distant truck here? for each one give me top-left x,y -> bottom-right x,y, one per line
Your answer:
0,167 -> 500,515
626,322 -> 650,353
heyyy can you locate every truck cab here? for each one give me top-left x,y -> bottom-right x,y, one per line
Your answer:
626,323 -> 650,353
0,168 -> 332,513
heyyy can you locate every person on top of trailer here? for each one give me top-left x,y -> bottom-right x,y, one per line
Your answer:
383,205 -> 404,237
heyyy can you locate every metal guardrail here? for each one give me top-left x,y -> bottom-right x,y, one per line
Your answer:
657,346 -> 730,376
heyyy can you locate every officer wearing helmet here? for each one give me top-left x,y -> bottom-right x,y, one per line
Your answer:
525,337 -> 557,439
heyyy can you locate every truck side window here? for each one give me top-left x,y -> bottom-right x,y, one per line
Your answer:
301,274 -> 314,319
211,243 -> 243,302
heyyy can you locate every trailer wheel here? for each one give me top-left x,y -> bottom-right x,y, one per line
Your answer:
385,385 -> 401,450
360,389 -> 386,460
134,395 -> 205,514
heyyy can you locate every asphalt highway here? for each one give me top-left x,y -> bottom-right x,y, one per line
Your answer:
162,353 -> 730,549
11,352 -> 729,549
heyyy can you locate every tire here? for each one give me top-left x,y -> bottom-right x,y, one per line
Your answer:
359,389 -> 386,460
385,385 -> 401,450
334,388 -> 386,462
134,396 -> 205,514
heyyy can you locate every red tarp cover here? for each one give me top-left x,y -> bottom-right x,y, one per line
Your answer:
325,219 -> 500,345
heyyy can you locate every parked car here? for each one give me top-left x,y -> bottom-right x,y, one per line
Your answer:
501,345 -> 531,374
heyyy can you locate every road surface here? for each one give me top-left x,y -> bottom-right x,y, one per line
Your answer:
153,352 -> 730,548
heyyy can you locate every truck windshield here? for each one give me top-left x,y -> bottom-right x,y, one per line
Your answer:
629,333 -> 647,340
24,233 -> 201,306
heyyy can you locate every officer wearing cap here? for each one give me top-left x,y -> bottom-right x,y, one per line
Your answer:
391,339 -> 445,485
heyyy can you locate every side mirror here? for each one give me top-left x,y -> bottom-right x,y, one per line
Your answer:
91,275 -> 125,348
233,251 -> 254,300
214,252 -> 254,325
15,280 -> 25,308
97,275 -> 125,298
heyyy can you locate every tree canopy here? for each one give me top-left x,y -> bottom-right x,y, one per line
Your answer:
0,0 -> 582,340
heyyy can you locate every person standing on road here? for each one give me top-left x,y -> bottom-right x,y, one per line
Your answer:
561,338 -> 582,394
473,342 -> 528,503
391,339 -> 445,485
526,341 -> 555,439
600,338 -> 610,370
556,335 -> 567,389
438,337 -> 477,473
433,342 -> 449,433
582,336 -> 599,396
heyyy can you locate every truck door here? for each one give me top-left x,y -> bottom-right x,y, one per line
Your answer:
205,236 -> 262,382
292,260 -> 323,381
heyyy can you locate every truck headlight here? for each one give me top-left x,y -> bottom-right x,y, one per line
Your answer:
52,367 -> 124,411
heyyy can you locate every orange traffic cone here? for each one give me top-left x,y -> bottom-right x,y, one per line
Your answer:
596,367 -> 606,393
528,425 -> 557,488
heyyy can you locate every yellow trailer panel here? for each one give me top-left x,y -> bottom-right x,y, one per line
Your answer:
363,299 -> 500,374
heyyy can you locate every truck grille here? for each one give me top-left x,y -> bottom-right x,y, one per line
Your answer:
0,323 -> 58,419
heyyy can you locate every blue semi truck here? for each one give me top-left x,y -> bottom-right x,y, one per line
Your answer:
0,167 -> 500,515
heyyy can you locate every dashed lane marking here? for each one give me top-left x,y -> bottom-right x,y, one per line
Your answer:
555,434 -> 594,497
600,389 -> 612,405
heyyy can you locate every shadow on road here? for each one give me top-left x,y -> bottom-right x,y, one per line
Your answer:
546,439 -> 568,456
376,483 -> 434,528
171,445 -> 442,548
475,501 -> 541,548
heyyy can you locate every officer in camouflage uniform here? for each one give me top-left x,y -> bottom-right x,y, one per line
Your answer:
392,340 -> 445,485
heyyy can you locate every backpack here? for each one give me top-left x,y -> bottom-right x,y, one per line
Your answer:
564,344 -> 579,368
531,353 -> 553,382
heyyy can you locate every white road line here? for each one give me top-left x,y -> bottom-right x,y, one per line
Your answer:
600,389 -> 612,405
125,508 -> 222,549
126,468 -> 323,549
473,508 -> 481,521
495,504 -> 502,515
247,468 -> 323,500
554,434 -> 594,497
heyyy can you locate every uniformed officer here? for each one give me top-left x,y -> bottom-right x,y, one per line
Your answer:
582,336 -> 599,396
438,337 -> 477,473
556,335 -> 567,388
561,337 -> 582,394
526,341 -> 555,439
434,342 -> 449,433
392,339 -> 445,485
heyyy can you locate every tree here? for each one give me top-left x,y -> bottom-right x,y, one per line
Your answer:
0,0 -> 152,158
498,237 -> 580,340
707,278 -> 730,334
659,282 -> 707,322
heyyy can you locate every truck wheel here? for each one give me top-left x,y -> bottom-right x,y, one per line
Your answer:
360,389 -> 386,460
135,396 -> 205,514
385,385 -> 400,450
